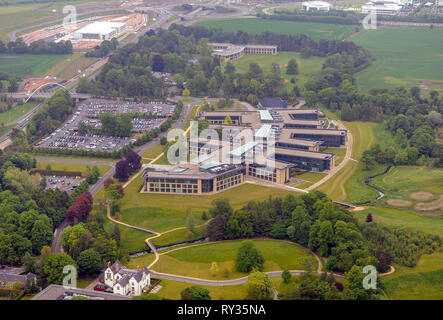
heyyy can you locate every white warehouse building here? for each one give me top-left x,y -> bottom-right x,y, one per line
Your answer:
73,21 -> 126,41
302,1 -> 332,11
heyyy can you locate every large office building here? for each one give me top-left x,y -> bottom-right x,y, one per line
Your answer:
73,21 -> 126,40
142,107 -> 347,195
209,43 -> 277,62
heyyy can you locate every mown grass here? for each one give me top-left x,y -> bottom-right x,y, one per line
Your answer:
44,52 -> 99,80
155,279 -> 248,300
0,102 -> 36,124
197,18 -> 355,41
141,144 -> 164,163
119,176 -> 301,232
353,27 -> 443,92
382,252 -> 443,300
36,161 -> 112,176
0,54 -> 67,77
105,218 -> 149,254
149,227 -> 203,247
152,239 -> 316,280
354,207 -> 443,238
231,51 -> 325,93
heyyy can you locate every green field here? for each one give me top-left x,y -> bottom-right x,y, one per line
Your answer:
152,239 -> 317,280
232,51 -> 325,93
155,279 -> 247,300
149,227 -> 203,247
36,161 -> 112,176
119,176 -> 301,231
0,54 -> 67,77
197,18 -> 355,41
382,252 -> 443,300
106,218 -> 149,254
317,121 -> 380,203
352,27 -> 443,91
354,206 -> 443,238
0,102 -> 36,124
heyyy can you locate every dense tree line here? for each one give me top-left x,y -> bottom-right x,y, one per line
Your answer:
203,192 -> 440,276
0,72 -> 19,93
0,38 -> 73,55
114,151 -> 141,181
0,152 -> 70,265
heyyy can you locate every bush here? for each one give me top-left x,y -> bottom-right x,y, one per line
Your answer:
180,286 -> 211,300
235,240 -> 265,273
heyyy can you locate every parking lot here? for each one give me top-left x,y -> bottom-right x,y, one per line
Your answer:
35,100 -> 176,151
44,175 -> 85,194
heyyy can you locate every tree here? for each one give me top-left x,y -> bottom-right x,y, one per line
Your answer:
222,265 -> 232,278
210,262 -> 219,277
124,152 -> 142,173
282,269 -> 292,284
365,213 -> 373,223
23,252 -> 38,274
160,136 -> 167,145
114,159 -> 130,181
223,114 -> 233,125
104,178 -> 115,189
245,271 -> 274,300
43,253 -> 77,285
77,249 -> 102,275
152,54 -> 165,72
376,247 -> 392,273
180,286 -> 211,300
286,58 -> 298,75
65,192 -> 93,223
361,150 -> 376,170
235,240 -> 265,273
182,88 -> 190,97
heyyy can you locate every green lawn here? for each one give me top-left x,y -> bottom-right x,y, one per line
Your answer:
0,54 -> 68,78
141,144 -> 164,163
119,206 -> 203,233
353,27 -> 443,91
149,227 -> 203,247
106,218 -> 149,254
152,239 -> 316,280
119,176 -> 301,232
354,206 -> 443,238
232,51 -> 325,93
32,153 -> 118,163
0,102 -> 36,125
197,18 -> 355,41
36,161 -> 112,176
382,252 -> 443,300
155,279 -> 247,300
316,121 -> 380,203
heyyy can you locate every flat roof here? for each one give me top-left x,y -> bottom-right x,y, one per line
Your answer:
273,147 -> 335,160
200,161 -> 224,170
229,141 -> 258,157
277,130 -> 323,146
254,124 -> 273,139
76,21 -> 126,35
259,110 -> 273,121
32,284 -> 131,300
289,128 -> 347,136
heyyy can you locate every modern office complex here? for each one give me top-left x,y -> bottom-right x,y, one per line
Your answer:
209,43 -> 278,62
142,107 -> 346,195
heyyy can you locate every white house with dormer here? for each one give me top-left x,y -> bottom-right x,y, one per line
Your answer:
102,260 -> 151,296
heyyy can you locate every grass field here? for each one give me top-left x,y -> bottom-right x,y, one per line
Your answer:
44,52 -> 99,80
32,153 -> 118,163
149,227 -> 203,247
232,51 -> 325,93
197,18 -> 355,41
354,206 -> 443,237
106,218 -> 149,254
324,147 -> 346,166
36,161 -> 112,176
0,54 -> 67,77
155,279 -> 248,300
352,27 -> 443,91
119,176 -> 301,231
0,102 -> 36,125
152,239 -> 316,280
141,144 -> 164,163
317,121 -> 380,203
382,252 -> 443,300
